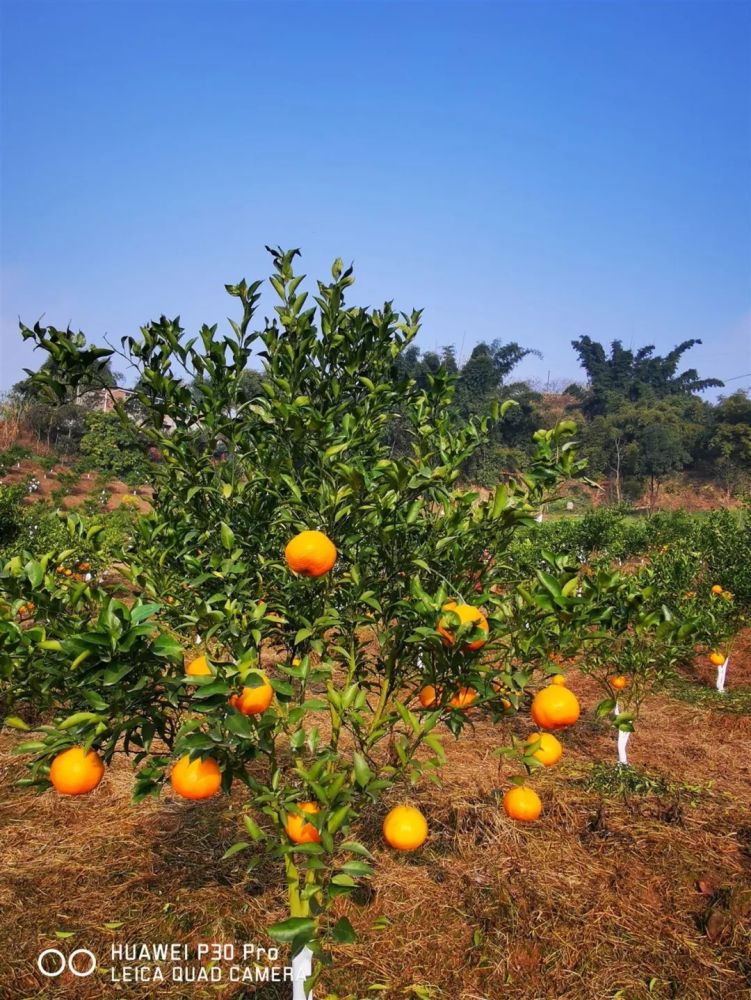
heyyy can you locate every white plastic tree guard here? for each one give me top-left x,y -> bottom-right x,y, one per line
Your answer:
614,700 -> 630,767
292,947 -> 313,1000
716,656 -> 729,693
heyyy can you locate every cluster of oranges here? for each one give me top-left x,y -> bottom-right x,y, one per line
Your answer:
55,560 -> 91,582
711,583 -> 733,602
500,675 -> 581,823
45,530 -> 578,848
16,600 -> 35,619
418,669 -> 580,824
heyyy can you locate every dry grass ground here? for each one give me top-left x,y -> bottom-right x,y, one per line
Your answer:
1,666 -> 750,1000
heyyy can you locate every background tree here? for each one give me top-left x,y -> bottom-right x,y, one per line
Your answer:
708,391 -> 751,498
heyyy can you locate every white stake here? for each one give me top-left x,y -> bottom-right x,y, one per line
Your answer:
617,728 -> 630,767
292,946 -> 313,1000
614,700 -> 630,767
716,656 -> 729,693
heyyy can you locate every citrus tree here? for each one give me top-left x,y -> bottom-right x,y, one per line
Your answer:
690,584 -> 740,692
8,249 -> 586,997
572,567 -> 695,766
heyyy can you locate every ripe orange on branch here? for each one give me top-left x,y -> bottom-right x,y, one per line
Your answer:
383,805 -> 428,851
503,785 -> 542,822
437,601 -> 488,651
610,675 -> 628,690
551,674 -> 567,686
418,685 -> 441,708
186,655 -> 212,677
170,756 -> 222,800
285,530 -> 337,577
530,683 -> 580,730
449,686 -> 478,709
525,732 -> 562,766
230,673 -> 274,715
708,652 -> 725,666
49,746 -> 104,796
285,802 -> 322,844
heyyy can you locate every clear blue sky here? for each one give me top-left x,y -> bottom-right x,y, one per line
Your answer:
1,0 -> 749,396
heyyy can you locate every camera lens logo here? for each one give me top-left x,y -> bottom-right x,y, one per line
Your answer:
38,948 -> 97,977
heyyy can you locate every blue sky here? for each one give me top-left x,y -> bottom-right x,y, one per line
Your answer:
1,0 -> 749,396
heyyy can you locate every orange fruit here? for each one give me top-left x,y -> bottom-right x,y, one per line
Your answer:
610,675 -> 628,690
503,785 -> 542,822
233,674 -> 274,715
709,652 -> 725,667
170,756 -> 222,800
551,674 -> 567,686
285,802 -> 321,844
525,732 -> 562,766
383,805 -> 428,851
49,746 -> 104,796
186,655 -> 212,677
419,685 -> 441,708
449,686 -> 477,709
530,684 -> 580,730
437,602 -> 488,651
711,584 -> 723,595
285,530 -> 337,577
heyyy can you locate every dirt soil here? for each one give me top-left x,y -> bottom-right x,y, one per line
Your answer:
1,458 -> 152,513
2,452 -> 739,517
1,658 -> 750,1000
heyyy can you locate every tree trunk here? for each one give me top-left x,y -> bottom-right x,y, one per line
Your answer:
613,436 -> 622,503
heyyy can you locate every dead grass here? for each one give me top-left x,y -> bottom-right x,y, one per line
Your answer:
1,672 -> 750,1000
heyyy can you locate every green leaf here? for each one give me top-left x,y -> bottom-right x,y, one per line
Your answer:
59,711 -> 102,730
339,840 -> 375,860
595,698 -> 616,718
151,634 -> 183,661
535,569 -> 562,599
221,841 -> 250,860
220,522 -> 235,550
4,716 -> 30,731
130,602 -> 161,624
331,916 -> 357,943
266,917 -> 316,944
352,752 -> 372,788
339,860 -> 372,877
243,815 -> 265,842
331,873 -> 356,887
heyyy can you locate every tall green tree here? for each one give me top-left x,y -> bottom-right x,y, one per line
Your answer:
708,391 -> 751,497
572,336 -> 723,418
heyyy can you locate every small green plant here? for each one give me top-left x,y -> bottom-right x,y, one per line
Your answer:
583,762 -> 669,797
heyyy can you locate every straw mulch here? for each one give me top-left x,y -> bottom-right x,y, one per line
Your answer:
1,664 -> 749,1000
